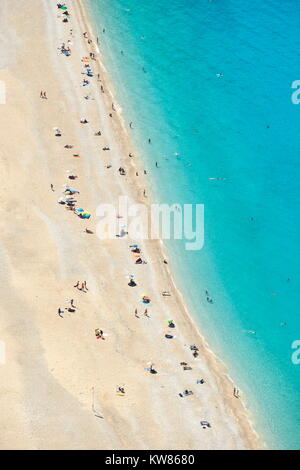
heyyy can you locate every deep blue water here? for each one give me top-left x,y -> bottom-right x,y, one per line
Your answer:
86,0 -> 300,449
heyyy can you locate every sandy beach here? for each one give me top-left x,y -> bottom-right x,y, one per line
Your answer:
0,0 -> 261,450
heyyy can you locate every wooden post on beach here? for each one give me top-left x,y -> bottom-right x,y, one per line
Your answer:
91,387 -> 103,419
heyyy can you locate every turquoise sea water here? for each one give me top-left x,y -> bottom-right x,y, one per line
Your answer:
86,0 -> 300,449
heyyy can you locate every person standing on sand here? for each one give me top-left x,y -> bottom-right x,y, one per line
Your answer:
58,308 -> 63,318
43,92 -> 47,99
83,281 -> 88,291
50,184 -> 54,191
40,91 -> 43,98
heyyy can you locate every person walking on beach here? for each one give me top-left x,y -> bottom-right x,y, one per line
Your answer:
43,92 -> 47,99
40,91 -> 43,98
144,309 -> 150,318
58,308 -> 63,318
50,184 -> 54,191
134,308 -> 139,318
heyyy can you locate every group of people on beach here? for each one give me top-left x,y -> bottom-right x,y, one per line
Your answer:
50,1 -> 215,429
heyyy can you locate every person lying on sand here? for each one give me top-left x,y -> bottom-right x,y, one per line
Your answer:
179,390 -> 193,398
200,421 -> 211,429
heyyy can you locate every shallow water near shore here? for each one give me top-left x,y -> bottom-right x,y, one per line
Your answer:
87,0 -> 300,449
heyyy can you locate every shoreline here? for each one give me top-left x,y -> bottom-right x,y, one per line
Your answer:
75,0 -> 262,449
0,0 -> 262,449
